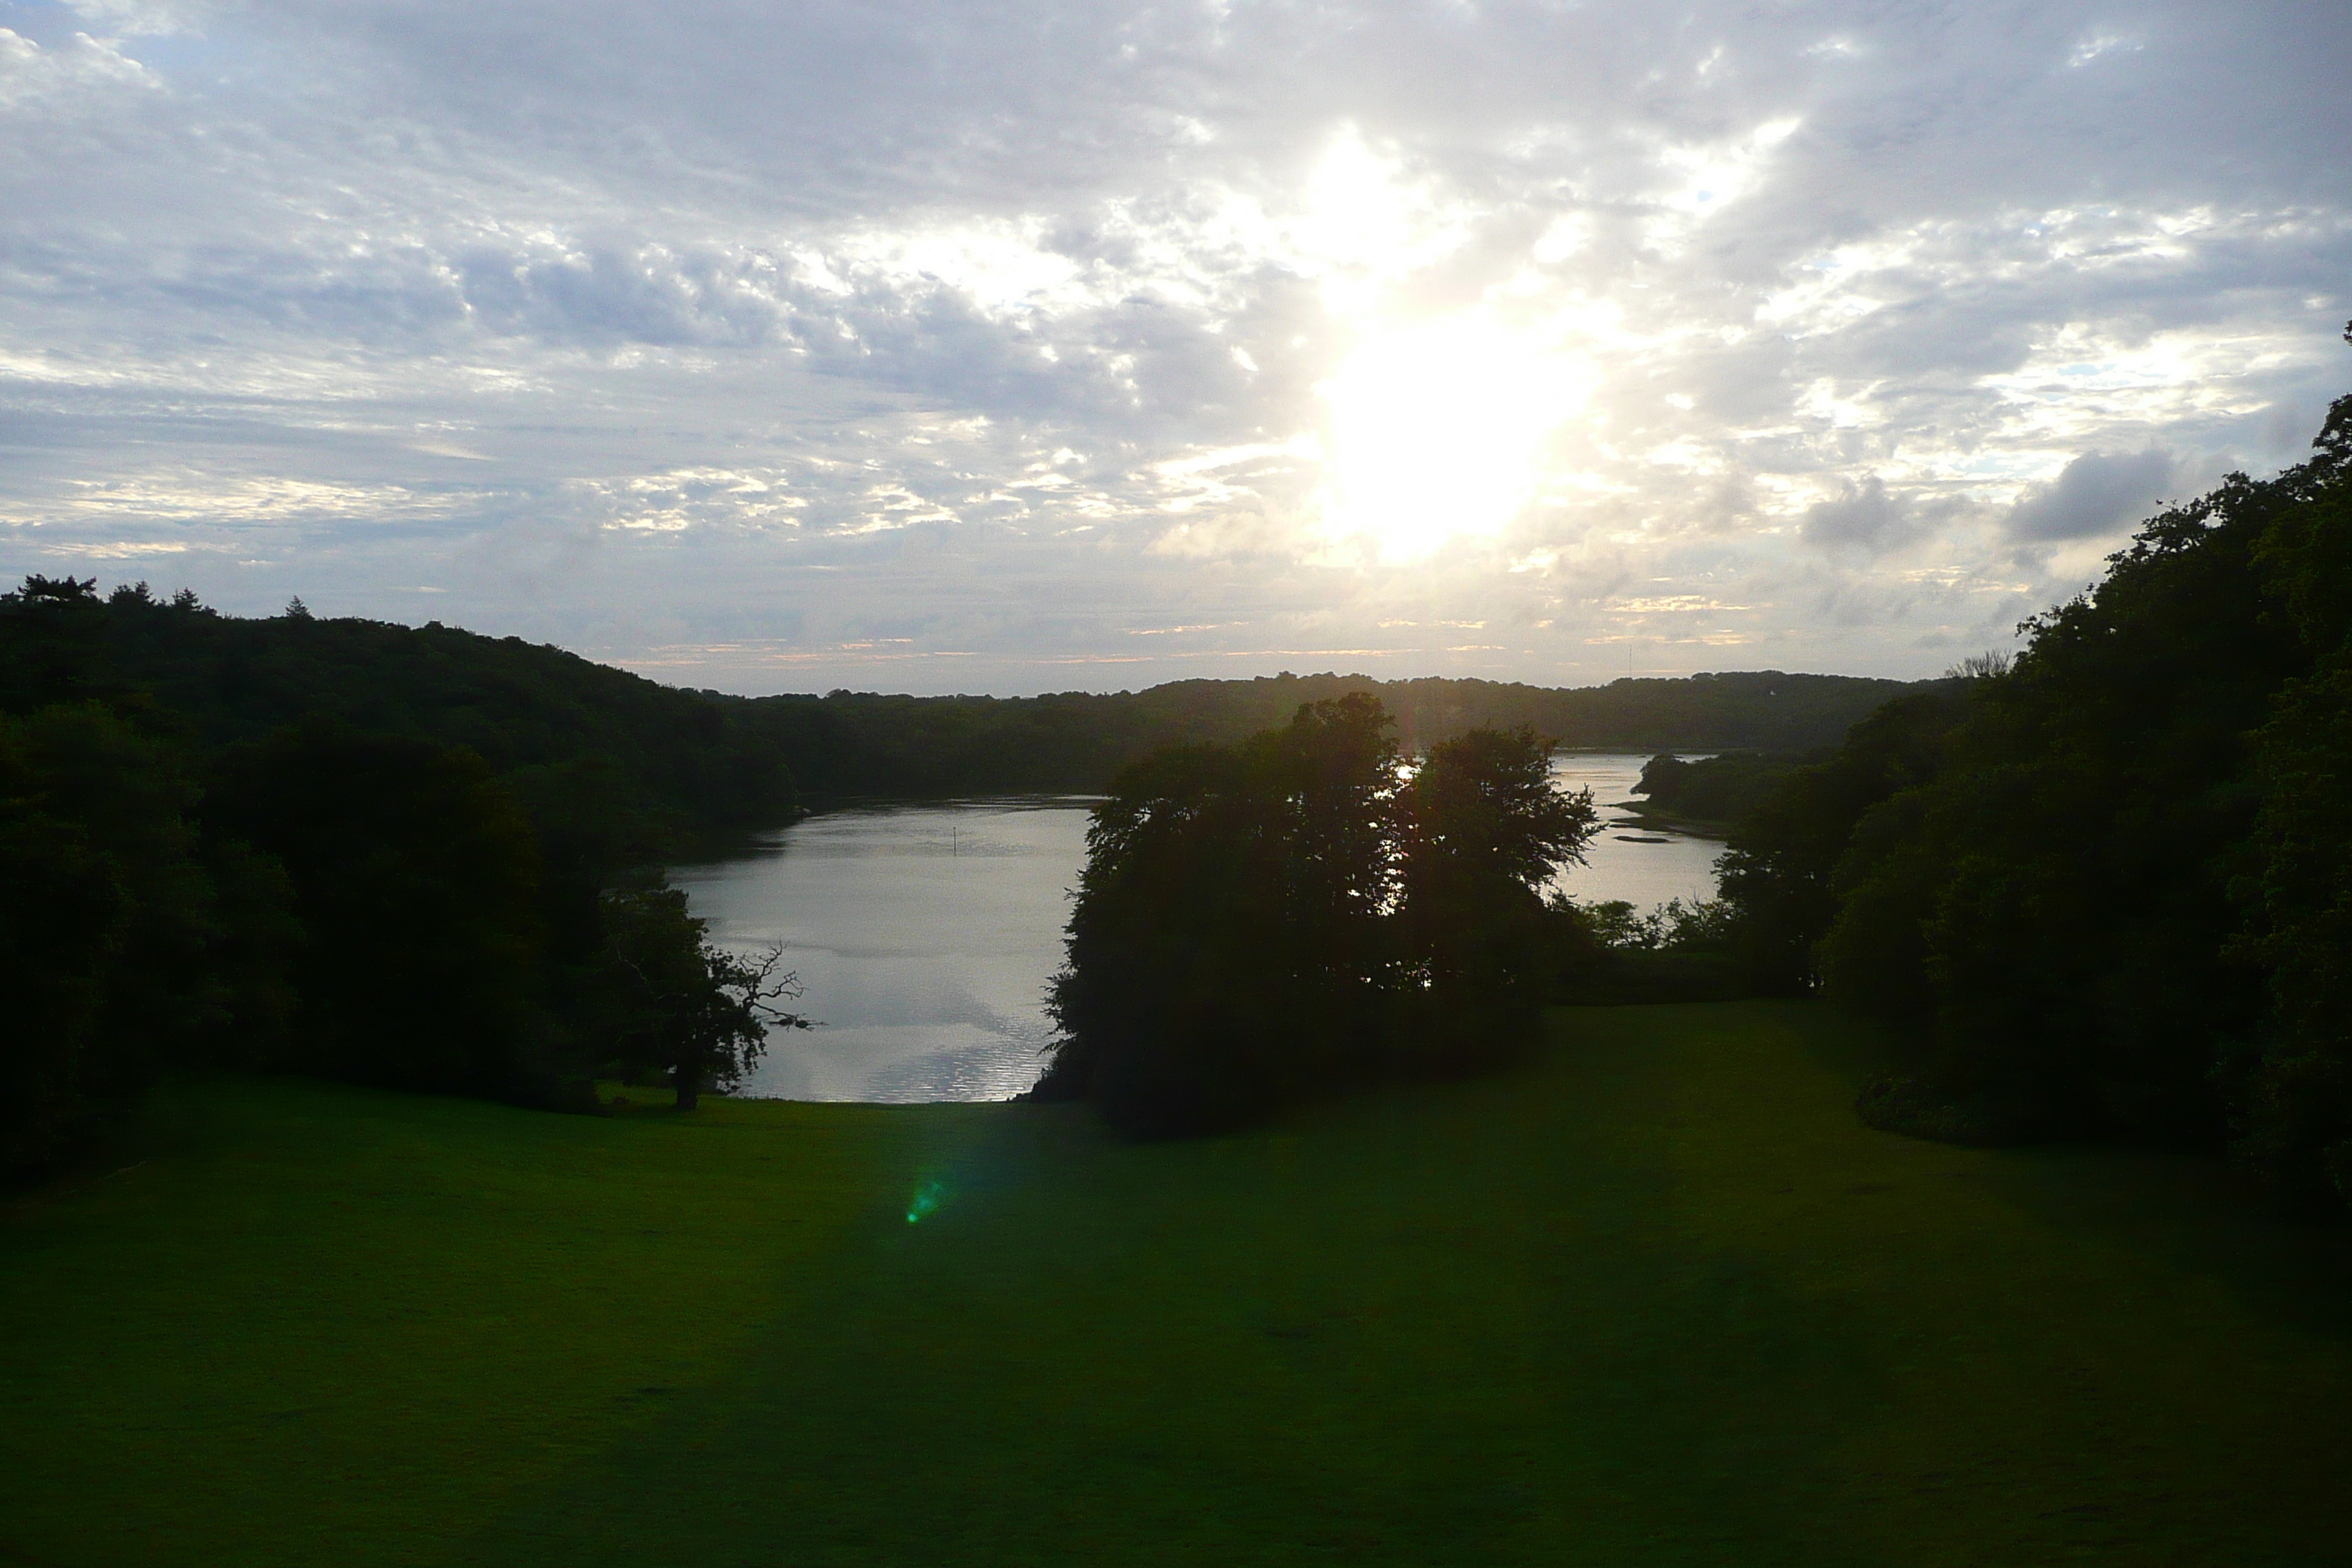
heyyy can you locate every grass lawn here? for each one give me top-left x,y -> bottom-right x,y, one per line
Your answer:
4,1001 -> 2349,1566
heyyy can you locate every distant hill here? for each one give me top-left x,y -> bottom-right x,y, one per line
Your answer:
6,581 -> 1936,819
753,670 -> 1931,799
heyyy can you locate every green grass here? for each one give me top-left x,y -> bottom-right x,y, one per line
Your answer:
4,1003 -> 2350,1566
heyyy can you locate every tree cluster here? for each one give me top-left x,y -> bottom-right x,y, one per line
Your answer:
1705,369 -> 2352,1207
1030,696 -> 1597,1137
1630,750 -> 1816,828
0,581 -> 809,1172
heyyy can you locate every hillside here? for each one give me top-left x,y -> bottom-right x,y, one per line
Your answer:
4,1003 -> 2345,1566
7,588 -> 798,839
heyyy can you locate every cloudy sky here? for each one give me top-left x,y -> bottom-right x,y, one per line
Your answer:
2,0 -> 2345,694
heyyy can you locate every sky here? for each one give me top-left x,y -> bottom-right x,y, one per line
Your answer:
2,0 -> 2346,696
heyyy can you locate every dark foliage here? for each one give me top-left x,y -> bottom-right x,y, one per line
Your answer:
1403,725 -> 1601,1063
203,720 -> 555,1100
1818,464 -> 2310,1145
1712,358 -> 2352,1204
0,704 -> 235,1169
3,575 -> 1929,811
1036,699 -> 1596,1136
37,587 -> 799,844
1714,690 -> 1973,996
1632,750 -> 1814,826
598,884 -> 810,1112
761,669 -> 1923,799
2236,384 -> 2352,1203
0,582 -> 826,1164
1546,897 -> 1753,1006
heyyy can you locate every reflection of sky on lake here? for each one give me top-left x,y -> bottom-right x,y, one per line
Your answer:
673,757 -> 1721,1103
1545,753 -> 1724,913
667,799 -> 1090,1104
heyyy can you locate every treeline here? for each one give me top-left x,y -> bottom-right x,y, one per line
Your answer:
10,584 -> 1950,807
1684,382 -> 2352,1210
1032,695 -> 1597,1135
1631,750 -> 1809,826
764,669 -> 1920,797
31,589 -> 802,848
0,582 -> 804,1171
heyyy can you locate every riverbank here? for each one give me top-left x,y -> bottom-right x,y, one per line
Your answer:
1602,797 -> 1734,840
5,1003 -> 2348,1564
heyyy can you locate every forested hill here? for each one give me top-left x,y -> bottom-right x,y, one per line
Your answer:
4,589 -> 796,840
752,670 -> 1923,796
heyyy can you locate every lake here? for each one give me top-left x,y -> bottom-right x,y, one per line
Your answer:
670,753 -> 1722,1103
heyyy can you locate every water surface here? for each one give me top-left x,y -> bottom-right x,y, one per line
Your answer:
674,753 -> 1722,1102
1545,751 -> 1725,911
668,799 -> 1088,1104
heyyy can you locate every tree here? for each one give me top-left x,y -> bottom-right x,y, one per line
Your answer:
1714,688 -> 1970,995
1714,359 -> 2352,1164
1830,461 -> 2305,1142
1402,725 -> 1597,1066
1039,698 -> 1409,1134
1039,701 -> 1596,1134
1942,650 -> 2013,680
600,883 -> 810,1111
2239,381 -> 2352,1202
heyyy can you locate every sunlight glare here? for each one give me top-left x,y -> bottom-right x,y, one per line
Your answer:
1319,317 -> 1590,563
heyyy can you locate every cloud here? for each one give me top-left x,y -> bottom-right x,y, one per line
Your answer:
0,25 -> 159,109
1802,476 -> 1914,554
0,0 -> 2345,691
2007,450 -> 2176,542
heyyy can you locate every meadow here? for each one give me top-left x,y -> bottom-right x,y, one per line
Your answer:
3,1002 -> 2347,1566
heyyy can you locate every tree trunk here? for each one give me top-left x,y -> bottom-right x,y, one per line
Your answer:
675,1065 -> 700,1113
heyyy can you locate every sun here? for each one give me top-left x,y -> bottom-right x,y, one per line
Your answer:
1319,314 -> 1589,563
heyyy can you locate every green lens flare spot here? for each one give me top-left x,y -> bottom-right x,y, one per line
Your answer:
905,1180 -> 947,1224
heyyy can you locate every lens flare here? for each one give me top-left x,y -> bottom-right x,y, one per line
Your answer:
905,1180 -> 948,1224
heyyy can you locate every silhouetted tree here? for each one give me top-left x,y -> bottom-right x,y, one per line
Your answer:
1040,700 -> 1596,1134
1403,725 -> 1597,1068
1039,698 -> 1406,1134
1632,750 -> 1808,826
2239,374 -> 2352,1202
599,883 -> 809,1110
1712,352 -> 2352,1177
1712,689 -> 1970,995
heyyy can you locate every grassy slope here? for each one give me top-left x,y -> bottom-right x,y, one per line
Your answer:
4,1003 -> 2348,1567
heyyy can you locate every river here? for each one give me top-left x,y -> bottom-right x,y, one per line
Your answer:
668,753 -> 1722,1102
